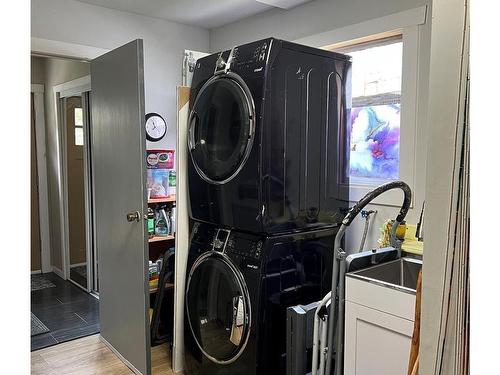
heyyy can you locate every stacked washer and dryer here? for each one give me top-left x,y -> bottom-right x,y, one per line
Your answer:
184,38 -> 352,375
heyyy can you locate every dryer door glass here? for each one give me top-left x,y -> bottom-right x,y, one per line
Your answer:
189,76 -> 254,183
187,254 -> 250,363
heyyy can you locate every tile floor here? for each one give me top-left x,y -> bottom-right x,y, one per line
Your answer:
31,272 -> 99,351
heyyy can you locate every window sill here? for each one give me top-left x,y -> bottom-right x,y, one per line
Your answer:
341,181 -> 414,208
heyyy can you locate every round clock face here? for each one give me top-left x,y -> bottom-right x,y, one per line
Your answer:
145,113 -> 167,142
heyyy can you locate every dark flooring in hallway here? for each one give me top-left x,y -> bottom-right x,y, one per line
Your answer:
31,272 -> 99,351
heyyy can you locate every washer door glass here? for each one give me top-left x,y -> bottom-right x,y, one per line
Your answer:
189,76 -> 254,183
187,254 -> 250,364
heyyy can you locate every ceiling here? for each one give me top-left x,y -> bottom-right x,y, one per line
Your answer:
76,0 -> 274,29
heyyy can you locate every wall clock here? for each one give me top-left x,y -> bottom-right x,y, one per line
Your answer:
145,113 -> 167,142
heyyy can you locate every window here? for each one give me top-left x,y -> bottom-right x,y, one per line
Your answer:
310,7 -> 426,206
334,37 -> 403,182
74,107 -> 84,146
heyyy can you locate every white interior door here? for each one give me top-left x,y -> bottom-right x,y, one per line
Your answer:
91,39 -> 150,375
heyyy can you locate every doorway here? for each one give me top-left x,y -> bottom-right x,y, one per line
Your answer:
61,92 -> 98,293
31,56 -> 100,352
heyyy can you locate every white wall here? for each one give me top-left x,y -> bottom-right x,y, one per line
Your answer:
31,0 -> 210,151
209,0 -> 431,252
210,0 -> 428,51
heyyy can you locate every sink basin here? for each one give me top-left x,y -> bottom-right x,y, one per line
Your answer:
347,257 -> 422,293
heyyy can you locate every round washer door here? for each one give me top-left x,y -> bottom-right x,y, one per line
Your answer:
188,73 -> 255,184
186,252 -> 251,364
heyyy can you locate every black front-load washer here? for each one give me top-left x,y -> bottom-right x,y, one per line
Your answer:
184,221 -> 336,375
188,37 -> 351,235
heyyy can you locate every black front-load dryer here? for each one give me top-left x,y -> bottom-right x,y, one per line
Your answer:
184,221 -> 336,375
188,37 -> 351,235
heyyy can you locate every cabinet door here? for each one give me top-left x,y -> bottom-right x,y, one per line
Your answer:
344,301 -> 414,375
91,40 -> 150,374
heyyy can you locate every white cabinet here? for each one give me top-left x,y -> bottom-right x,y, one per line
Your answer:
344,276 -> 416,375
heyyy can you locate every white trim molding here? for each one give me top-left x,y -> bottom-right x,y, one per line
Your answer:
52,76 -> 91,280
52,265 -> 65,279
53,76 -> 91,99
69,262 -> 88,268
31,84 -> 52,273
100,335 -> 144,375
31,37 -> 109,60
294,5 -> 427,48
420,0 -> 469,373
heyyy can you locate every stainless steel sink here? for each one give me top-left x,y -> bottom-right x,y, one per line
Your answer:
347,257 -> 422,293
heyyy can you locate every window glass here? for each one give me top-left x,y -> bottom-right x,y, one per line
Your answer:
338,39 -> 402,180
75,127 -> 84,146
74,107 -> 83,126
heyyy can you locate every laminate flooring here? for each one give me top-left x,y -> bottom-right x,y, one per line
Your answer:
31,334 -> 175,375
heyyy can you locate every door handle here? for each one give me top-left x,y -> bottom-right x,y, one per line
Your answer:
126,211 -> 141,222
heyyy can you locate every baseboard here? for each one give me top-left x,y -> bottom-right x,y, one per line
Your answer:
99,335 -> 144,375
31,270 -> 42,275
52,266 -> 65,279
67,277 -> 89,292
70,262 -> 87,268
90,291 -> 100,300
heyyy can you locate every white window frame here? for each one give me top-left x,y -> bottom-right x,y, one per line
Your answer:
74,107 -> 85,146
294,5 -> 428,207
329,32 -> 404,185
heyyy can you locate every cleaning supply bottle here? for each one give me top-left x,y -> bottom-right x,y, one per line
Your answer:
147,208 -> 155,238
170,205 -> 176,236
168,170 -> 176,197
162,208 -> 171,236
155,207 -> 168,237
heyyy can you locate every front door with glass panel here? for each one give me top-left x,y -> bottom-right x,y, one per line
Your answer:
189,73 -> 255,184
64,95 -> 90,291
186,252 -> 251,364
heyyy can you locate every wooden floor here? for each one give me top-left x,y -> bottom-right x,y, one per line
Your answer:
31,334 -> 177,375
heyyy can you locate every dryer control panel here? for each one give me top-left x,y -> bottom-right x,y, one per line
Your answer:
230,38 -> 273,73
226,232 -> 264,261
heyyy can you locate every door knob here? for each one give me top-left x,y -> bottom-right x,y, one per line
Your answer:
126,211 -> 141,222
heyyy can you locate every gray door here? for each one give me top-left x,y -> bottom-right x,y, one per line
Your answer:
91,39 -> 150,374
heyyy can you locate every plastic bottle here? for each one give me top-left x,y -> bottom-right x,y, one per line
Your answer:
155,208 -> 169,237
147,208 -> 155,238
156,258 -> 163,274
170,206 -> 176,235
168,170 -> 176,197
162,208 -> 171,236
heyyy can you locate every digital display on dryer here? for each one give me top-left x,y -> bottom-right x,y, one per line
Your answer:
228,236 -> 262,259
